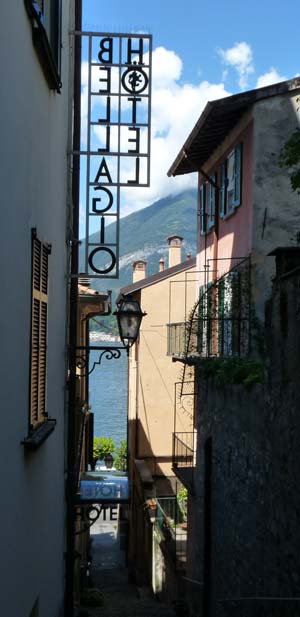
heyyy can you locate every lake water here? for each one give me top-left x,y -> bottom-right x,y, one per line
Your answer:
88,344 -> 128,448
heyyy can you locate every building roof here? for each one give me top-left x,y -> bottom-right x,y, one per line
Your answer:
118,255 -> 196,300
167,77 -> 300,177
78,283 -> 108,298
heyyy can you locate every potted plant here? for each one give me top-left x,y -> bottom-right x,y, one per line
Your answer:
93,436 -> 115,469
177,487 -> 188,528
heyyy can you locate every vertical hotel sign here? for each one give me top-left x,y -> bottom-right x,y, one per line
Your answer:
78,32 -> 152,278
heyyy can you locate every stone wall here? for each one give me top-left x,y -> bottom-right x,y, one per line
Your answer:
192,267 -> 300,617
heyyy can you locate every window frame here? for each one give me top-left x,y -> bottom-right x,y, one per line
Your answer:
219,143 -> 242,219
199,174 -> 216,235
22,229 -> 56,450
29,229 -> 50,429
24,0 -> 62,92
217,271 -> 241,357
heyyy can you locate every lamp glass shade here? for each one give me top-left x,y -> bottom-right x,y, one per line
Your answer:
114,297 -> 145,348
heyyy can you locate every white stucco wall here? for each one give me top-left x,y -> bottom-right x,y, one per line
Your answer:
252,90 -> 300,321
0,2 -> 73,616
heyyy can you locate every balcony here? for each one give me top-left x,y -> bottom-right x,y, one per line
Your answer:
172,432 -> 196,493
184,257 -> 251,361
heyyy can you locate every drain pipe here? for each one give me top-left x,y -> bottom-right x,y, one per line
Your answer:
65,0 -> 82,615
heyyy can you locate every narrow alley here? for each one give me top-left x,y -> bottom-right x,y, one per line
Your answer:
81,512 -> 177,617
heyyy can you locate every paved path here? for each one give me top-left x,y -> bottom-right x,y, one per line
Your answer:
81,510 -> 176,617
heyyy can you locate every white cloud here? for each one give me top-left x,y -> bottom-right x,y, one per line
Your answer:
217,42 -> 254,90
120,47 -> 231,215
256,67 -> 287,88
80,46 -> 231,217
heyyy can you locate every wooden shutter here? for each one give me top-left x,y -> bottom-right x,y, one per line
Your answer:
233,143 -> 242,207
219,161 -> 227,218
30,232 -> 50,428
208,175 -> 216,229
200,184 -> 206,234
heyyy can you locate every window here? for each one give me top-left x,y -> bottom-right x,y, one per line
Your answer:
220,143 -> 242,218
24,0 -> 62,91
198,283 -> 214,356
22,230 -> 56,449
30,230 -> 51,428
200,174 -> 216,234
218,272 -> 241,357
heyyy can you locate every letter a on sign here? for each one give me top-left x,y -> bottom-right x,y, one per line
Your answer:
79,31 -> 152,279
94,158 -> 112,184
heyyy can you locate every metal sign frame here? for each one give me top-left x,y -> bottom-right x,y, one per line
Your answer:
73,31 -> 152,279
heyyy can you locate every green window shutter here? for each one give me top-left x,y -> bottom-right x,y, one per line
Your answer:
208,175 -> 216,229
200,184 -> 206,234
233,143 -> 242,207
219,161 -> 227,218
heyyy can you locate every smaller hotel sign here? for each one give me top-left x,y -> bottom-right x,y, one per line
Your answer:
79,473 -> 130,503
78,32 -> 152,278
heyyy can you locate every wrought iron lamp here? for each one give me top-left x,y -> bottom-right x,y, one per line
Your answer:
104,453 -> 114,469
114,294 -> 146,353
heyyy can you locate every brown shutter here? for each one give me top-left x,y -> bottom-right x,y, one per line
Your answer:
30,233 -> 50,427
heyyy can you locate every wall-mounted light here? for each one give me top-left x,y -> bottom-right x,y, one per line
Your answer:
113,294 -> 146,353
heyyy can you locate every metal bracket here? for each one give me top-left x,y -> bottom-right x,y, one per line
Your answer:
71,345 -> 125,377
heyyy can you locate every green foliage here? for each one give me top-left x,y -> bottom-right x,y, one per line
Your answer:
177,487 -> 188,520
114,440 -> 127,471
80,588 -> 103,607
196,357 -> 264,389
93,436 -> 115,462
279,127 -> 300,192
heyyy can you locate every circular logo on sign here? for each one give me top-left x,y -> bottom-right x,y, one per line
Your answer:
88,247 -> 116,275
121,63 -> 149,94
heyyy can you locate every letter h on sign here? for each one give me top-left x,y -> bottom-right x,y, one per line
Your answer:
78,32 -> 152,279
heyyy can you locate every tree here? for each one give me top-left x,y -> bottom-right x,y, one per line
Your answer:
93,436 -> 115,464
114,440 -> 127,471
279,127 -> 300,192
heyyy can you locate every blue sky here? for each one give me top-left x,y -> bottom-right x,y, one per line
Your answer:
81,0 -> 300,216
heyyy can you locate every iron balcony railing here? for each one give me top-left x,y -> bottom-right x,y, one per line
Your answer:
172,432 -> 196,493
172,432 -> 195,468
185,257 -> 251,360
168,258 -> 250,361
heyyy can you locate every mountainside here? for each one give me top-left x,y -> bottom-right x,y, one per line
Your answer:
80,188 -> 197,332
80,188 -> 197,292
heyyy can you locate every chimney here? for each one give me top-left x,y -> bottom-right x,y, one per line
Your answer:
78,276 -> 91,287
132,259 -> 147,283
166,235 -> 183,268
159,258 -> 165,272
186,252 -> 191,261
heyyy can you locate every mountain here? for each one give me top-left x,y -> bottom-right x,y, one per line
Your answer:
79,188 -> 197,331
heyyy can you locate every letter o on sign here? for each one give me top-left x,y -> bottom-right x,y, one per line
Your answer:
88,247 -> 116,275
101,485 -> 113,497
